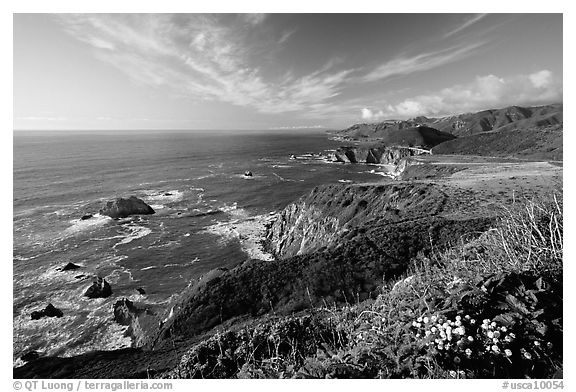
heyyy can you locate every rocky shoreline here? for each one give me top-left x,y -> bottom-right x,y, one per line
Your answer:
14,110 -> 564,377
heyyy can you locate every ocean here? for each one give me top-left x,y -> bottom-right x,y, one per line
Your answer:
13,129 -> 390,363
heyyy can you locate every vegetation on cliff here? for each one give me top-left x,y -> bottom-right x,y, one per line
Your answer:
159,194 -> 563,379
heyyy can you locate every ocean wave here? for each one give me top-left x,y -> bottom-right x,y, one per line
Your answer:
140,266 -> 157,271
63,214 -> 112,236
141,189 -> 184,204
163,258 -> 199,268
186,209 -> 223,218
203,214 -> 275,261
113,225 -> 152,248
364,169 -> 394,178
220,202 -> 250,220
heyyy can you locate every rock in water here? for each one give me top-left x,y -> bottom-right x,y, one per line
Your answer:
60,262 -> 81,271
30,303 -> 63,320
80,214 -> 93,220
136,287 -> 146,295
112,298 -> 159,347
244,171 -> 253,177
113,298 -> 142,325
99,196 -> 155,219
84,277 -> 112,299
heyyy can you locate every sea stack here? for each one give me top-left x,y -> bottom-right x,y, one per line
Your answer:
99,196 -> 155,219
84,277 -> 112,299
30,303 -> 63,320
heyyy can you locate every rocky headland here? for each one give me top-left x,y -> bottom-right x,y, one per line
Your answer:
14,103 -> 563,379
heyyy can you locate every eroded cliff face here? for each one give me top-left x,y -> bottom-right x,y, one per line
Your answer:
266,182 -> 449,259
333,146 -> 429,165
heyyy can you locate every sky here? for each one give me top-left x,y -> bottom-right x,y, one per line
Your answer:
13,13 -> 563,130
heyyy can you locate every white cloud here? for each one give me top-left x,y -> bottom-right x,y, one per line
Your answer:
243,13 -> 267,26
529,70 -> 553,89
278,29 -> 297,44
57,14 -> 355,116
361,42 -> 484,83
363,70 -> 562,119
361,108 -> 386,121
444,14 -> 488,38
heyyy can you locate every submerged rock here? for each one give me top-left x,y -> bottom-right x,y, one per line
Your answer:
60,262 -> 81,271
84,277 -> 112,299
136,287 -> 146,295
80,214 -> 93,221
31,303 -> 63,320
99,196 -> 155,219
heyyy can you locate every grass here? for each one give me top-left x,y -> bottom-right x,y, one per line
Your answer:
160,193 -> 563,379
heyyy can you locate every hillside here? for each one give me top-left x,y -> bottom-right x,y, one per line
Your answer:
334,124 -> 456,146
431,124 -> 563,161
335,104 -> 562,140
14,161 -> 563,379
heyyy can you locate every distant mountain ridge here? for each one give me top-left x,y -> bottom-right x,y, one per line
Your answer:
336,103 -> 562,139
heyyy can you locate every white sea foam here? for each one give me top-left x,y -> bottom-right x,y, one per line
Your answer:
63,213 -> 112,236
203,214 -> 275,261
220,202 -> 250,220
164,258 -> 199,268
113,225 -> 152,248
140,266 -> 158,271
142,189 -> 184,204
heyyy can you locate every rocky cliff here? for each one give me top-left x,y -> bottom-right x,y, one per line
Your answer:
266,182 -> 449,259
333,146 -> 428,165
